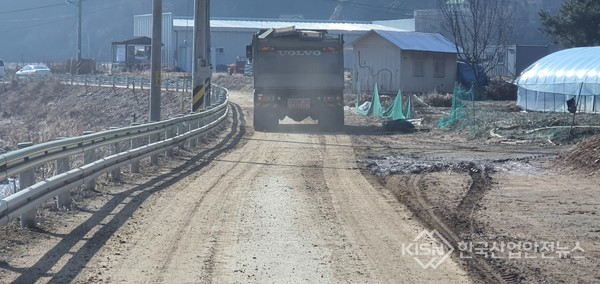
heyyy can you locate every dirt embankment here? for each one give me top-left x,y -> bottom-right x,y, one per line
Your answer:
555,136 -> 600,175
0,79 -> 190,152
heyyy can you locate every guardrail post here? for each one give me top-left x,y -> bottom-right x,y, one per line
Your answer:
130,123 -> 141,173
166,125 -> 176,157
126,76 -> 130,89
84,75 -> 88,86
202,115 -> 211,141
149,128 -> 159,165
54,137 -> 71,209
188,112 -> 197,148
176,115 -> 186,150
112,76 -> 116,88
109,127 -> 122,181
17,142 -> 36,228
175,79 -> 179,92
82,131 -> 96,190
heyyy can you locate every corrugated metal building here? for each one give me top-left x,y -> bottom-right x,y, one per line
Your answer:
348,30 -> 458,94
133,14 -> 405,72
485,45 -> 549,78
134,13 -> 173,67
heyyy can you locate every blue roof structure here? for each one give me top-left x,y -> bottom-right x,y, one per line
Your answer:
348,30 -> 458,54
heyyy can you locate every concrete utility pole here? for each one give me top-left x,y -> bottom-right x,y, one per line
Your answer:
150,0 -> 162,164
192,0 -> 212,112
66,0 -> 83,73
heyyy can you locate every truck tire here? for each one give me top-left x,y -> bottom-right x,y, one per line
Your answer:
318,108 -> 344,132
254,112 -> 278,132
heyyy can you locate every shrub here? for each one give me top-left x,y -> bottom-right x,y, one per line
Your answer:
485,78 -> 518,101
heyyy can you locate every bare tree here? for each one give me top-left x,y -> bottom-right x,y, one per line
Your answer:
438,0 -> 514,90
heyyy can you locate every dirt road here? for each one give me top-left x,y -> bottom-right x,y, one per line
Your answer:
72,93 -> 469,283
0,92 -> 471,283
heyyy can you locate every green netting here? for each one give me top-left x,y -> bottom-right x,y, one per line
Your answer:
356,83 -> 411,119
437,85 -> 471,129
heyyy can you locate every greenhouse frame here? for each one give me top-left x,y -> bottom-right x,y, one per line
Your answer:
516,46 -> 600,113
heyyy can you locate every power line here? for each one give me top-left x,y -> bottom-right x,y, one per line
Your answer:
0,4 -> 118,34
0,3 -> 67,15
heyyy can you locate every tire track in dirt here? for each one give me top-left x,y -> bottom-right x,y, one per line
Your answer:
396,171 -> 512,283
322,134 -> 471,283
149,105 -> 255,282
58,104 -> 245,282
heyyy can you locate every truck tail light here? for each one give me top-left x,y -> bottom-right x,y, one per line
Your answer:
257,95 -> 275,101
322,47 -> 338,51
323,96 -> 342,103
259,46 -> 275,51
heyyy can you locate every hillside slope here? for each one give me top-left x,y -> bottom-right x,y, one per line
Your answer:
0,80 -> 190,153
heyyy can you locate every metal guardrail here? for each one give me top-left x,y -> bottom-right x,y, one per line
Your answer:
0,84 -> 229,227
55,74 -> 193,92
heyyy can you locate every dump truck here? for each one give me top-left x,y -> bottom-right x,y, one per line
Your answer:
247,26 -> 345,131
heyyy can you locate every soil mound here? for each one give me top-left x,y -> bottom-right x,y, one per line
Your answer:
556,135 -> 600,174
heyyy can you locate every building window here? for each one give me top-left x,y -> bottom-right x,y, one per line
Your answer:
496,51 -> 505,65
434,59 -> 445,77
216,47 -> 224,54
413,59 -> 425,77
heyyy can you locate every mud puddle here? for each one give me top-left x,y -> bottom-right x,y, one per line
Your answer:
359,154 -> 543,176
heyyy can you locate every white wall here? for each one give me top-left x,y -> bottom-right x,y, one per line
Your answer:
400,50 -> 456,93
353,33 -> 401,94
353,33 -> 457,94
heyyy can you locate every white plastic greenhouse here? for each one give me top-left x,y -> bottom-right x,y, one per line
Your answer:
516,46 -> 600,113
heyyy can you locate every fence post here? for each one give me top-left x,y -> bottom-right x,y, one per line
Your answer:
130,123 -> 141,173
17,142 -> 36,228
109,127 -> 122,181
54,137 -> 71,209
82,131 -> 96,190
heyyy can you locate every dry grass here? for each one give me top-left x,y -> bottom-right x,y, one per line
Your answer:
0,79 -> 189,152
421,92 -> 454,107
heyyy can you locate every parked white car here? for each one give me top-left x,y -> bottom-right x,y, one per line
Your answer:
15,64 -> 51,78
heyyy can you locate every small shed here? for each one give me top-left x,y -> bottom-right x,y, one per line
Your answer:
111,36 -> 153,72
348,30 -> 458,94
